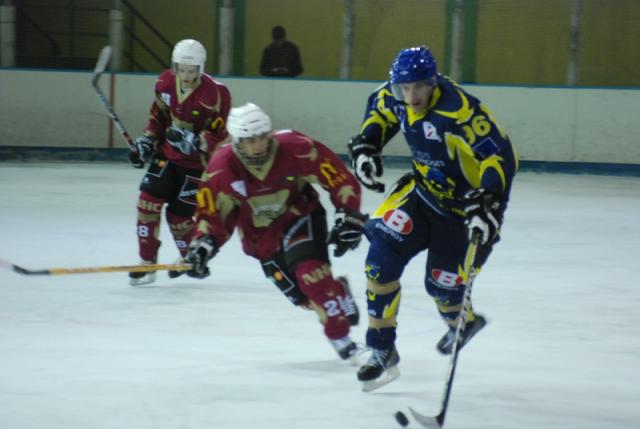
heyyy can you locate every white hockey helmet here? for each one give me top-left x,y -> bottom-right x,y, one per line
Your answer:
172,39 -> 206,73
227,103 -> 272,143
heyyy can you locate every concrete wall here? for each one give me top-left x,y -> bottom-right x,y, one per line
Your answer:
1,69 -> 639,164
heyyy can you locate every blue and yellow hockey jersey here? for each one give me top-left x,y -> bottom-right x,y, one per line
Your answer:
359,74 -> 518,217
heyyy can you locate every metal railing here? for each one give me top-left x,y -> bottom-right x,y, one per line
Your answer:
121,0 -> 171,71
14,0 -> 171,71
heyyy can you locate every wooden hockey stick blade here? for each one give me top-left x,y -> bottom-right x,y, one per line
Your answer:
408,407 -> 443,429
0,259 -> 192,276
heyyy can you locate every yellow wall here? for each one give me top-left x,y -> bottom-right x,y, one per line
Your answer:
475,0 -> 572,85
17,0 -> 640,86
243,0 -> 343,78
242,0 -> 446,81
351,0 -> 446,81
580,0 -> 640,86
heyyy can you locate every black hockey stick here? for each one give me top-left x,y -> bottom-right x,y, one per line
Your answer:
0,258 -> 192,276
91,46 -> 136,151
398,230 -> 482,428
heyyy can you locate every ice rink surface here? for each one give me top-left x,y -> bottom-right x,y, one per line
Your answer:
1,162 -> 639,429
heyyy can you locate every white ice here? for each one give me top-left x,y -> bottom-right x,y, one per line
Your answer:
1,163 -> 639,429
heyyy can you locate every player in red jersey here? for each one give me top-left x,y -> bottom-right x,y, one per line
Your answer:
128,39 -> 232,286
186,103 -> 368,359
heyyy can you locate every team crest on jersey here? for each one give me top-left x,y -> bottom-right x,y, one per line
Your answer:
161,92 -> 171,106
231,180 -> 247,196
365,264 -> 381,281
382,209 -> 413,234
422,122 -> 442,142
431,269 -> 463,289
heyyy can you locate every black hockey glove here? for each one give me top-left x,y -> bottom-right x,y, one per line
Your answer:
327,208 -> 369,257
347,134 -> 385,193
463,189 -> 503,246
166,126 -> 200,155
130,135 -> 154,168
185,235 -> 219,279
128,151 -> 144,169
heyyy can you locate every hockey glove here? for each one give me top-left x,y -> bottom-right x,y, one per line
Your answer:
327,208 -> 369,257
130,135 -> 155,168
166,126 -> 200,155
347,134 -> 385,193
463,189 -> 503,246
185,235 -> 218,279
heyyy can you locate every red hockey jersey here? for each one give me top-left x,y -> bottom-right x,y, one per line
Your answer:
193,130 -> 362,260
144,69 -> 231,169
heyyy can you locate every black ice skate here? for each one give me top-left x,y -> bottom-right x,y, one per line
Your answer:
336,276 -> 359,326
436,313 -> 487,355
129,260 -> 156,286
168,257 -> 187,278
329,336 -> 361,360
357,345 -> 400,392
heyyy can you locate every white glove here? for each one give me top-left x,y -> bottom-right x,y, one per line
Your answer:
166,126 -> 200,155
185,235 -> 218,278
347,135 -> 385,193
463,189 -> 502,245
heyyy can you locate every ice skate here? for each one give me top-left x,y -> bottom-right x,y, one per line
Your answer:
329,336 -> 361,360
357,345 -> 400,392
436,313 -> 487,355
128,260 -> 156,286
336,276 -> 359,326
168,257 -> 187,279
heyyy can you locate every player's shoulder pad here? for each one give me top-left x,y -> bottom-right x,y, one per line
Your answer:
209,143 -> 235,164
368,81 -> 400,109
273,129 -> 313,146
371,81 -> 394,99
201,73 -> 229,91
155,69 -> 175,92
432,75 -> 480,123
198,74 -> 231,110
273,129 -> 320,156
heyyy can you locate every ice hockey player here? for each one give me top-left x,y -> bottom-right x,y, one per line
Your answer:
128,39 -> 231,286
348,45 -> 518,391
186,102 -> 368,360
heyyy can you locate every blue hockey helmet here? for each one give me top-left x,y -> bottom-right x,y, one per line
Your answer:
389,46 -> 437,85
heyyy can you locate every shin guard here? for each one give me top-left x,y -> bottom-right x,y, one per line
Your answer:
166,212 -> 195,257
136,192 -> 163,261
365,280 -> 401,350
294,260 -> 350,340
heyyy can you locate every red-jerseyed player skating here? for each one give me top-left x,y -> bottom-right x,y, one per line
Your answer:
186,103 -> 368,360
128,39 -> 232,286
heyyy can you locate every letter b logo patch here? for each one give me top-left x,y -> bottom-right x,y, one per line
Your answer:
383,209 -> 413,234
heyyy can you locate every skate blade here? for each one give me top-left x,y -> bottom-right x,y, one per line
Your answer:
129,275 -> 156,286
361,365 -> 400,392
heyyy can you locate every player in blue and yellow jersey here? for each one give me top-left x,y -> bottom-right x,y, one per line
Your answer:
348,46 -> 518,391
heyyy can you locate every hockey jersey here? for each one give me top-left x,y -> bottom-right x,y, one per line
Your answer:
193,130 -> 361,260
144,69 -> 231,169
360,74 -> 518,217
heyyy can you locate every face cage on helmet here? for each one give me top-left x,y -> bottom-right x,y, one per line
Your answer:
233,136 -> 274,167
